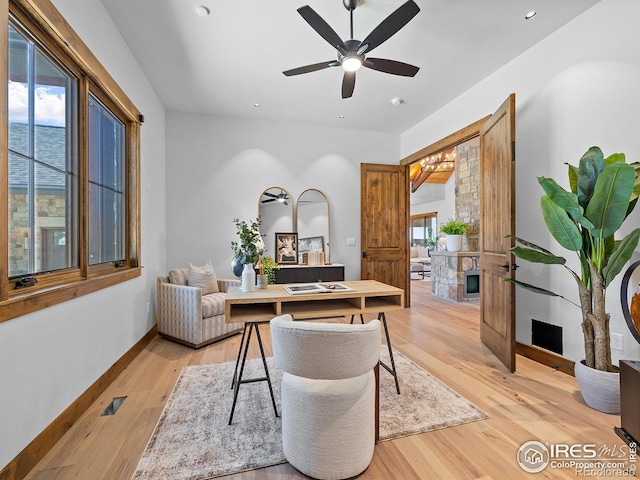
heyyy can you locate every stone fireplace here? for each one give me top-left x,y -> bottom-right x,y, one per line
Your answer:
430,251 -> 480,302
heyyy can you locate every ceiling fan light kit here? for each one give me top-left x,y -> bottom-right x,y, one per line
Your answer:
283,0 -> 421,98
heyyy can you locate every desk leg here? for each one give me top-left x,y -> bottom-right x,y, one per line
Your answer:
228,323 -> 279,425
231,323 -> 249,389
374,362 -> 380,443
379,312 -> 400,395
349,314 -> 365,324
254,322 -> 279,419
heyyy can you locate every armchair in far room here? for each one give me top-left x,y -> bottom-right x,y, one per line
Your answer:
156,263 -> 243,348
271,314 -> 381,480
410,245 -> 431,277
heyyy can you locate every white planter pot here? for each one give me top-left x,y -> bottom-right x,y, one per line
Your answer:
241,263 -> 256,293
574,360 -> 620,414
445,234 -> 463,252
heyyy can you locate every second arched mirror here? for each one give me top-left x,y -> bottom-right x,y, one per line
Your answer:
259,187 -> 294,261
296,189 -> 330,264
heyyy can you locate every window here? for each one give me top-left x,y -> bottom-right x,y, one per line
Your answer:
410,213 -> 437,247
88,94 -> 125,266
8,22 -> 78,276
1,1 -> 142,322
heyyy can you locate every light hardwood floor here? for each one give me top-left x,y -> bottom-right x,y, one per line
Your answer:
25,280 -> 625,479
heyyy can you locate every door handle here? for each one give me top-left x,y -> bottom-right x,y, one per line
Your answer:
501,263 -> 519,271
362,252 -> 367,258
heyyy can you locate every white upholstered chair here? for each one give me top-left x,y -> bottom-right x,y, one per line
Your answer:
270,314 -> 381,480
156,267 -> 243,348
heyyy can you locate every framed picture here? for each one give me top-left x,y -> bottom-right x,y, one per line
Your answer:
298,236 -> 324,263
275,232 -> 298,264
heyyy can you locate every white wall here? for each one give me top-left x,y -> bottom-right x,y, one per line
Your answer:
401,0 -> 640,365
411,174 -> 456,231
0,0 -> 167,469
165,113 -> 399,281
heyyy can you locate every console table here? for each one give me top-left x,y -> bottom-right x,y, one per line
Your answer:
225,280 -> 404,439
264,263 -> 345,284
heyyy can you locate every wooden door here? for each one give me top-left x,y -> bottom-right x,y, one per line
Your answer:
479,94 -> 516,372
360,163 -> 409,306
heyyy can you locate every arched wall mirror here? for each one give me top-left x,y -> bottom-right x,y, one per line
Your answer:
296,189 -> 330,264
258,187 -> 294,260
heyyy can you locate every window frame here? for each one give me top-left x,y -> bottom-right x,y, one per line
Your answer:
0,0 -> 142,323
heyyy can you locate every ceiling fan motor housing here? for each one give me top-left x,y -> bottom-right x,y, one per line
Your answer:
338,39 -> 365,66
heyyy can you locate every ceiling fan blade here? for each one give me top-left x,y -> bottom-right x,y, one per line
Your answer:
283,60 -> 339,76
264,192 -> 278,197
342,71 -> 356,99
262,199 -> 277,203
297,5 -> 347,53
359,0 -> 420,55
363,58 -> 419,77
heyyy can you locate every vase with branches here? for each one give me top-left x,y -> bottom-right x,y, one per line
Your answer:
231,217 -> 261,265
231,217 -> 262,292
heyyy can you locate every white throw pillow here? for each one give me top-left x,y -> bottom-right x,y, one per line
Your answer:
188,261 -> 219,295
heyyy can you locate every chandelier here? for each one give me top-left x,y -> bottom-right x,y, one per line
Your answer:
411,149 -> 456,193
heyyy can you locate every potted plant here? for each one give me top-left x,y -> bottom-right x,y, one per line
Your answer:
259,256 -> 279,285
508,146 -> 640,413
231,217 -> 261,292
425,226 -> 437,249
440,219 -> 470,252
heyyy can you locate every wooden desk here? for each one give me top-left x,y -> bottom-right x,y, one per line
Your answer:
225,280 -> 404,323
225,280 -> 405,439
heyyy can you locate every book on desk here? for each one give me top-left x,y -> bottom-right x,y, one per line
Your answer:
284,283 -> 355,295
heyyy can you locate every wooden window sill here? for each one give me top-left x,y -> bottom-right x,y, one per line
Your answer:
0,267 -> 142,323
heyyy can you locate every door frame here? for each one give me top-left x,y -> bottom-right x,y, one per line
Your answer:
400,116 -> 490,307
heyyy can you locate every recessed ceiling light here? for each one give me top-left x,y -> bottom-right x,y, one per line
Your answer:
525,10 -> 537,20
391,97 -> 403,106
254,103 -> 260,108
195,5 -> 210,17
338,115 -> 345,119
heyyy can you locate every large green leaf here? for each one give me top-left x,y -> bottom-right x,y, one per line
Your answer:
567,163 -> 579,194
506,278 -> 562,297
605,152 -> 626,165
604,234 -> 617,259
631,162 -> 640,202
541,196 -> 582,251
577,147 -> 606,207
510,246 -> 566,264
505,234 -> 555,255
538,177 -> 593,229
585,162 -> 635,239
627,197 -> 638,219
602,228 -> 640,287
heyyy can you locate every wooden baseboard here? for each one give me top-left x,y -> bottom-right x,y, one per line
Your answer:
0,326 -> 157,480
516,341 -> 575,377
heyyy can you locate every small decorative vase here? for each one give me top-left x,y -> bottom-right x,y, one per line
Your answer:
574,360 -> 620,414
445,234 -> 463,252
241,263 -> 256,293
256,274 -> 268,289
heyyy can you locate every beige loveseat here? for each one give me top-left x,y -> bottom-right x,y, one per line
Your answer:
156,267 -> 243,348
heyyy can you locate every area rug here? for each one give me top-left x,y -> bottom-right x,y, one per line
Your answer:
132,348 -> 488,480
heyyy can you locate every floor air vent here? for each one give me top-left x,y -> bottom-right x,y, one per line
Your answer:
531,319 -> 563,355
101,396 -> 127,416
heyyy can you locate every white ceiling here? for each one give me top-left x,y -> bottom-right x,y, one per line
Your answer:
100,0 -> 600,135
